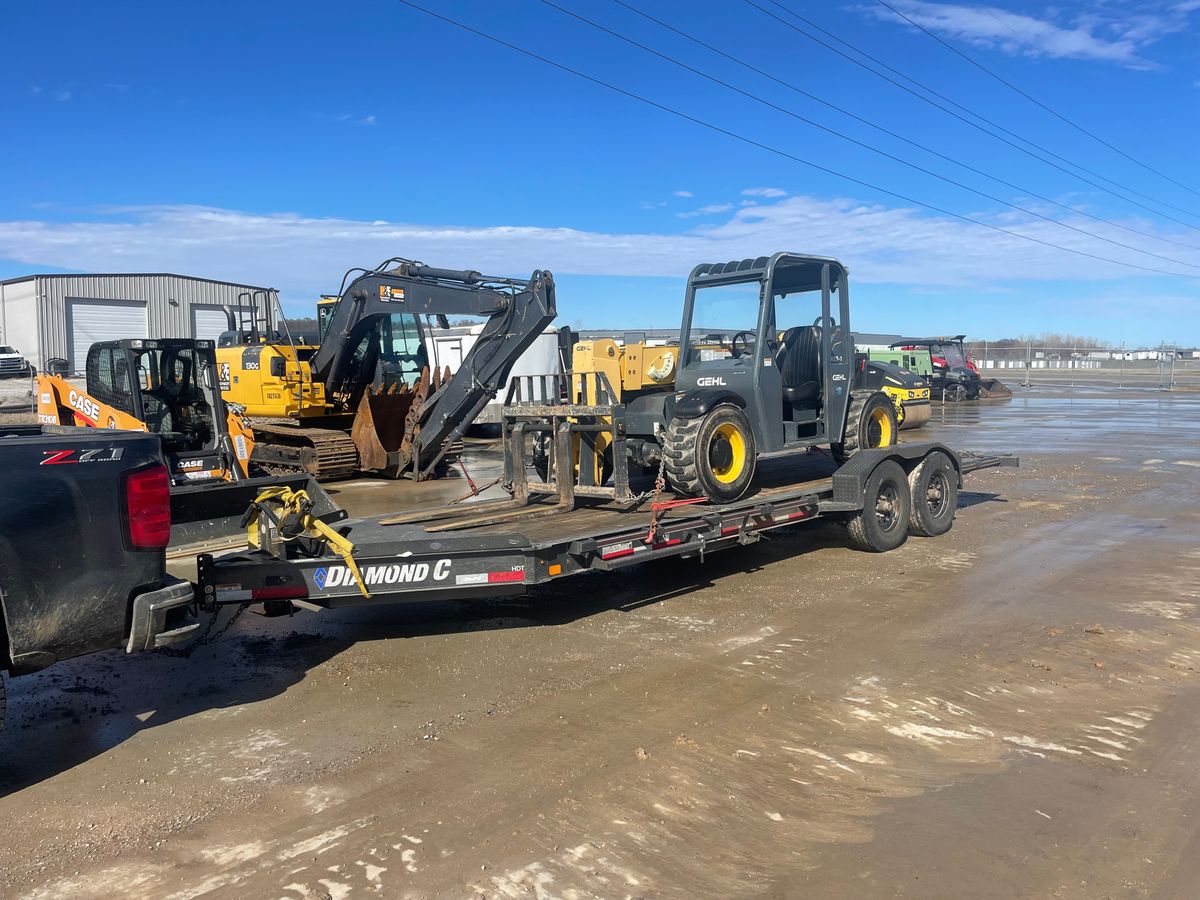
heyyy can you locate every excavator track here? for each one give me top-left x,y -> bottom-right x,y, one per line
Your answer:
248,418 -> 360,480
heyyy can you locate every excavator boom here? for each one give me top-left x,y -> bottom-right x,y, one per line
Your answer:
312,260 -> 556,479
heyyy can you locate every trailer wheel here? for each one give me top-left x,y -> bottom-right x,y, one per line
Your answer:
846,460 -> 911,552
664,404 -> 756,503
907,451 -> 958,537
832,391 -> 897,464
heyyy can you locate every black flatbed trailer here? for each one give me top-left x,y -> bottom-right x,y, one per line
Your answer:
196,443 -> 1015,611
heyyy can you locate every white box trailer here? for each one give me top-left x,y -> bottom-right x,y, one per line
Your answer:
428,324 -> 563,425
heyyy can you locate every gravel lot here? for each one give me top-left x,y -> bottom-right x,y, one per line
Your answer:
1,384 -> 1199,899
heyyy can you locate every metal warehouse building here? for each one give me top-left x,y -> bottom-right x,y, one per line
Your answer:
0,273 -> 275,373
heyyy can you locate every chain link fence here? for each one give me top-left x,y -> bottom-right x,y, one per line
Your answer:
965,342 -> 1200,391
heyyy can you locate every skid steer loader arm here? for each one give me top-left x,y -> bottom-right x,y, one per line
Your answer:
309,260 -> 556,479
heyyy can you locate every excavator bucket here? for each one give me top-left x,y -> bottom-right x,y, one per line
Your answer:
979,378 -> 1013,399
350,379 -> 421,476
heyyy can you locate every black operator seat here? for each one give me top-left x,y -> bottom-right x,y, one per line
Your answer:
777,326 -> 822,409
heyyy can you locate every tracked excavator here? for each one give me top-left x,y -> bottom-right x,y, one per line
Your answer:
217,260 -> 556,480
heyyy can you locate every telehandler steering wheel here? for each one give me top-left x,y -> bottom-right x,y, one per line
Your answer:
729,330 -> 756,359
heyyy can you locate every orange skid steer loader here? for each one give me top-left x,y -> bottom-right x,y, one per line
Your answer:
37,338 -> 337,548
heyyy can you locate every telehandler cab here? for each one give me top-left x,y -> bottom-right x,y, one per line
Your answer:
507,252 -> 898,505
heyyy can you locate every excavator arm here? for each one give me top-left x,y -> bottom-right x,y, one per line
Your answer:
310,260 -> 556,479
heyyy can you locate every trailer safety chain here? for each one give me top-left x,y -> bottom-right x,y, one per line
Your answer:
154,602 -> 251,658
244,486 -> 371,598
644,454 -> 670,545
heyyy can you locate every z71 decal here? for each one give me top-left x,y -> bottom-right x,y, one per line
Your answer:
41,448 -> 126,465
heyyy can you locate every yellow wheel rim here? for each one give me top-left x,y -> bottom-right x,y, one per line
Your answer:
711,422 -> 747,484
868,406 -> 893,447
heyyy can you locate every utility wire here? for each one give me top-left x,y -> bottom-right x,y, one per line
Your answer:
874,0 -> 1200,199
750,0 -> 1200,228
391,0 -> 1200,280
541,0 -> 1200,270
605,0 -> 1200,255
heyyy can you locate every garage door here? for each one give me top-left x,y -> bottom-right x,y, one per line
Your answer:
67,298 -> 147,374
190,305 -> 257,341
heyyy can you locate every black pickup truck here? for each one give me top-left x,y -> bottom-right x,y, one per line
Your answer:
0,426 -> 197,729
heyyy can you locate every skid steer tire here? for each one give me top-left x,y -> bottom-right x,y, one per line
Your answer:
663,404 -> 756,503
907,451 -> 958,537
832,391 -> 897,465
846,460 -> 911,552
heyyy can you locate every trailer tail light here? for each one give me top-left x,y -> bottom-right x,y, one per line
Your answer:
124,464 -> 171,550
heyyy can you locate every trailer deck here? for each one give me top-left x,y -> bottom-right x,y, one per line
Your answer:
196,443 -> 1015,611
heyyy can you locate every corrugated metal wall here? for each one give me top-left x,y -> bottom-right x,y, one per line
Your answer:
30,274 -> 274,369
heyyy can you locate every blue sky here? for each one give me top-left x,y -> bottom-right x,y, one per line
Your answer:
1,0 -> 1197,346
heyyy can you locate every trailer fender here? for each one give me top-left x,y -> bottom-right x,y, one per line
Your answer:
828,443 -> 963,510
672,389 -> 747,420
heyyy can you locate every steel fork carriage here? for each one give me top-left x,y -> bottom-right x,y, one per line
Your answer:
503,370 -> 638,506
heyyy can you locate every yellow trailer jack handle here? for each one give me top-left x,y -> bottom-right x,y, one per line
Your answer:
243,486 -> 370,598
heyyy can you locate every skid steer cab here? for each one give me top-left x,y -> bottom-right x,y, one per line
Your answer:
37,338 -> 255,486
505,252 -> 898,505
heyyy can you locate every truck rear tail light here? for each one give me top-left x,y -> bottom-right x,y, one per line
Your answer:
124,464 -> 171,550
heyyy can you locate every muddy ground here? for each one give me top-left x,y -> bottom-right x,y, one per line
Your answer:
2,386 -> 1199,899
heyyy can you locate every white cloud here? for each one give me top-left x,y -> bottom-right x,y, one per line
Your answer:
677,203 -> 735,219
54,90 -> 73,102
868,1 -> 1199,68
0,199 -> 1194,314
316,112 -> 377,125
673,190 -> 694,198
741,187 -> 787,198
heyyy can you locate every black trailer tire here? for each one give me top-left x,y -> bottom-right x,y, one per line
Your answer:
907,451 -> 958,537
846,460 -> 911,552
832,391 -> 897,465
663,404 -> 756,503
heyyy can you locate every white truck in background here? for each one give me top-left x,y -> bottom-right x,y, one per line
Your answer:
0,344 -> 33,378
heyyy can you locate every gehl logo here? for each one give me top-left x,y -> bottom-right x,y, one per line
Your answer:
695,376 -> 727,387
314,559 -> 452,590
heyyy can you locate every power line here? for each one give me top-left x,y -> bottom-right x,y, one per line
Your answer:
391,0 -> 1200,280
874,0 -> 1200,199
540,0 -> 1200,270
605,0 -> 1200,255
750,0 -> 1200,228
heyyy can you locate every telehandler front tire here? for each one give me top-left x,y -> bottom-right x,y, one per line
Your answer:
663,404 -> 756,503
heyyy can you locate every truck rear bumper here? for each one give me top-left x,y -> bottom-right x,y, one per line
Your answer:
126,577 -> 198,653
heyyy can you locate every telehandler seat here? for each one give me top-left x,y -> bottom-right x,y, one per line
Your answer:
777,326 -> 822,412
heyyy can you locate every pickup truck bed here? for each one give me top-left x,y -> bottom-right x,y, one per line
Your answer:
0,426 -> 195,728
